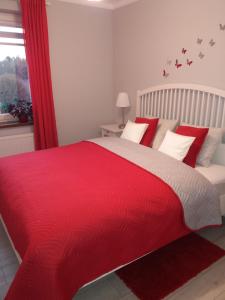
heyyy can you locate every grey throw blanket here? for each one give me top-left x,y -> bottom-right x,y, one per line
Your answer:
91,137 -> 222,230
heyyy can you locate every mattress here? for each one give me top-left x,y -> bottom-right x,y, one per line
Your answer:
196,164 -> 225,216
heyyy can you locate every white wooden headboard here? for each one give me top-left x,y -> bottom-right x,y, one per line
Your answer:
136,83 -> 225,128
136,83 -> 225,166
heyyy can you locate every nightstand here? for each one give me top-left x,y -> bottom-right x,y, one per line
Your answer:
100,124 -> 123,137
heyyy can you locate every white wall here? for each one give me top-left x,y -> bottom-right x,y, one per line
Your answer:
113,0 -> 225,120
47,1 -> 115,145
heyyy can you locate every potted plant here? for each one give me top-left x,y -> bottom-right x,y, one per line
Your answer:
8,99 -> 33,123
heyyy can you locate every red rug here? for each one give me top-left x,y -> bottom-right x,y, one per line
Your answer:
117,233 -> 225,300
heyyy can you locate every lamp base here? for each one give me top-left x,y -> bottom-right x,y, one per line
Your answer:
118,123 -> 125,129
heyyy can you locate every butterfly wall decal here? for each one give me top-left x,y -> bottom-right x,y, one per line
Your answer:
182,48 -> 187,54
199,52 -> 205,59
197,38 -> 203,45
175,59 -> 182,69
187,59 -> 193,66
220,24 -> 225,30
209,39 -> 216,47
163,69 -> 169,78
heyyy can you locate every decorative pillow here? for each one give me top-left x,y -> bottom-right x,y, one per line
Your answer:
158,130 -> 196,161
176,126 -> 209,168
135,117 -> 159,146
144,116 -> 179,149
181,123 -> 223,167
121,120 -> 149,144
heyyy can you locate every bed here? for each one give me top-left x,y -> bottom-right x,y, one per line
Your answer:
196,161 -> 225,215
0,83 -> 224,300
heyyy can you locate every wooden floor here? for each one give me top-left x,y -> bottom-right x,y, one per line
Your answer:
0,219 -> 225,300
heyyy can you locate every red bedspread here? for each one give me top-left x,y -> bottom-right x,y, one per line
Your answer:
0,142 -> 190,300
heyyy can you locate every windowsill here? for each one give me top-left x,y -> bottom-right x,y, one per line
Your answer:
0,120 -> 33,129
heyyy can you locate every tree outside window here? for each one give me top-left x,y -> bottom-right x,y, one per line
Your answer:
0,26 -> 32,123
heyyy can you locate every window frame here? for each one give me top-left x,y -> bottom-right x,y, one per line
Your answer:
0,12 -> 33,128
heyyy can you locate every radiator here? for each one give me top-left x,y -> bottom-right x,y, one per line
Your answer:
0,133 -> 34,157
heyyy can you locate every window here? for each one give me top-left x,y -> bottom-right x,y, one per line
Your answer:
0,23 -> 32,125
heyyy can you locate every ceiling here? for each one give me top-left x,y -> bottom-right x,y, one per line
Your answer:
57,0 -> 140,10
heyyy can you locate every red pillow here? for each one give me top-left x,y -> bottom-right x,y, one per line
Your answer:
175,126 -> 209,168
135,117 -> 159,147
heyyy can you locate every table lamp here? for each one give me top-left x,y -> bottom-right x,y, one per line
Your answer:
116,92 -> 130,129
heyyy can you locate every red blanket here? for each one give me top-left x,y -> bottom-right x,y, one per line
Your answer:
0,142 -> 190,300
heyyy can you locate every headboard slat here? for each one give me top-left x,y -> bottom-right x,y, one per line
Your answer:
190,90 -> 195,124
222,101 -> 225,128
194,91 -> 200,126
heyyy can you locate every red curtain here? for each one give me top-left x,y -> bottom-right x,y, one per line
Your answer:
20,0 -> 58,150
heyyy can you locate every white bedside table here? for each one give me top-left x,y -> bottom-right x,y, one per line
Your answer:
100,124 -> 123,137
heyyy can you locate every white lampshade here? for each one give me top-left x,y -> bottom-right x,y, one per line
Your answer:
116,93 -> 130,108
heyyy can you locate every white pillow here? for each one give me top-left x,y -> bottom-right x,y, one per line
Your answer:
144,116 -> 179,149
197,129 -> 223,167
181,123 -> 224,167
158,130 -> 196,161
121,120 -> 148,143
